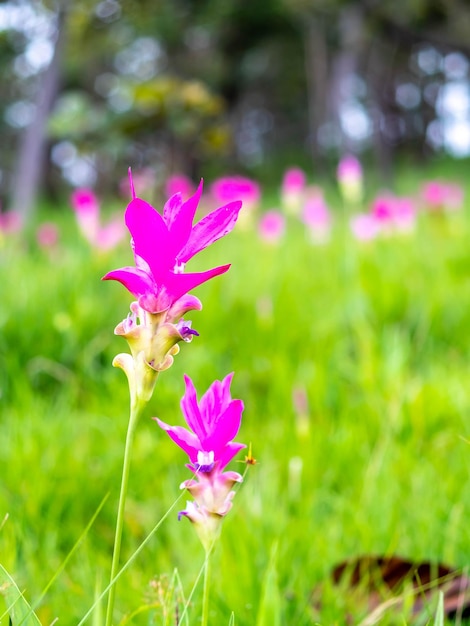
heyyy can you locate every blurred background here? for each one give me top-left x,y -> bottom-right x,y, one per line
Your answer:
1,0 -> 470,218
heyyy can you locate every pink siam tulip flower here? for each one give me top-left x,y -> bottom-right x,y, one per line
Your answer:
302,187 -> 331,243
36,222 -> 59,249
371,194 -> 416,233
421,181 -> 464,211
0,209 -> 23,235
103,172 -> 242,314
156,373 -> 245,549
337,154 -> 363,205
71,188 -> 126,251
281,167 -> 306,215
210,175 -> 260,229
350,213 -> 381,241
165,173 -> 195,200
156,373 -> 245,471
258,210 -> 285,244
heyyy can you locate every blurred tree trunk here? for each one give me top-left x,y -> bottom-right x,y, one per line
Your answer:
304,13 -> 328,168
10,7 -> 66,219
327,4 -> 366,153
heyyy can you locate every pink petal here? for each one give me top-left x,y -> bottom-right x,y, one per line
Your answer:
198,373 -> 234,428
102,266 -> 154,298
178,200 -> 242,263
181,374 -> 207,439
163,264 -> 231,304
205,399 -> 244,452
167,181 -> 203,256
217,442 -> 246,470
125,198 -> 172,274
155,419 -> 200,462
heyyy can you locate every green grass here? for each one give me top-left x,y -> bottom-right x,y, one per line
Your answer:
1,165 -> 470,625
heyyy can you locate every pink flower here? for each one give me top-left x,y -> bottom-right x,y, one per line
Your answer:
71,188 -> 126,251
156,373 -> 245,548
155,373 -> 245,471
103,172 -> 242,314
302,188 -> 331,243
36,222 -> 59,249
337,154 -> 363,204
421,181 -> 464,211
210,176 -> 260,210
165,173 -> 195,200
258,210 -> 285,244
371,194 -> 416,233
0,210 -> 23,234
281,167 -> 306,214
350,213 -> 380,241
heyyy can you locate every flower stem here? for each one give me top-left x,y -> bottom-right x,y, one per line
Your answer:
104,400 -> 143,626
201,547 -> 212,626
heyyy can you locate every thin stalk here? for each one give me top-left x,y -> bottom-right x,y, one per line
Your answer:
104,401 -> 143,626
201,548 -> 212,626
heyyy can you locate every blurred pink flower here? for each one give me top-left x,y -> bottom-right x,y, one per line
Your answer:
36,222 -> 59,249
103,173 -> 242,314
119,167 -> 155,199
281,167 -> 306,214
302,188 -> 331,243
371,194 -> 416,233
0,209 -> 23,234
71,188 -> 126,251
165,173 -> 195,200
210,175 -> 260,209
421,181 -> 464,211
337,154 -> 363,204
350,213 -> 381,241
258,210 -> 285,244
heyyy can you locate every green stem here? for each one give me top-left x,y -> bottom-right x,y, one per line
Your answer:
104,400 -> 143,626
201,548 -> 212,626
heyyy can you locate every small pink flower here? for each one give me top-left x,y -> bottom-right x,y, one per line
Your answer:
302,188 -> 331,243
421,181 -> 464,211
337,154 -> 363,204
258,210 -> 285,244
36,222 -> 59,249
165,173 -> 195,200
210,176 -> 260,211
0,210 -> 23,234
104,171 -> 242,314
71,187 -> 126,251
350,213 -> 380,241
281,167 -> 306,214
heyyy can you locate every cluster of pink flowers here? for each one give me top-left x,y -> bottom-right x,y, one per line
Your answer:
71,188 -> 126,251
350,193 -> 416,241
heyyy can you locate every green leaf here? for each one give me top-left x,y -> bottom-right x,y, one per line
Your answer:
0,564 -> 42,626
256,542 -> 281,626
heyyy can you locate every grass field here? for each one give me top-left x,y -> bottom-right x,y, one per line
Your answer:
1,160 -> 470,625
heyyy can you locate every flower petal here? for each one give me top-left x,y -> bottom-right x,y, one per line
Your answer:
198,373 -> 234,429
125,198 -> 173,276
102,266 -> 154,299
179,200 -> 242,263
217,442 -> 246,470
205,399 -> 244,453
162,264 -> 231,305
168,181 -> 203,257
181,374 -> 207,439
154,418 -> 200,462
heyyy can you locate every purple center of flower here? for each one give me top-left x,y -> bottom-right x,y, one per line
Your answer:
195,450 -> 215,472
